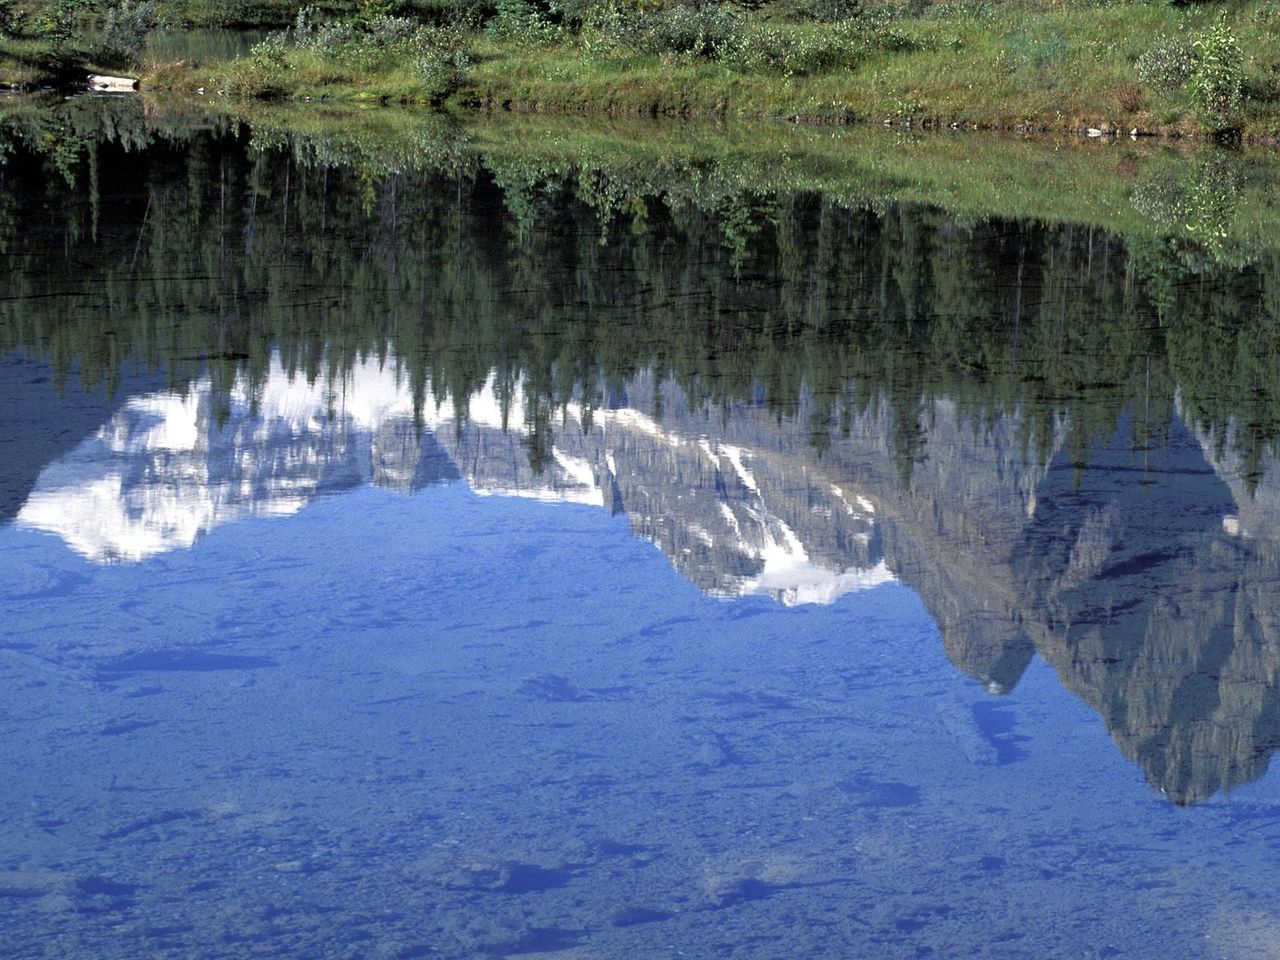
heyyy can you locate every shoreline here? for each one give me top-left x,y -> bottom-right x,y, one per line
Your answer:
7,0 -> 1280,144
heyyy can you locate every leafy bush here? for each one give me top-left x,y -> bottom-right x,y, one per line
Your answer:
925,0 -> 992,22
552,0 -> 620,31
101,1 -> 158,61
414,36 -> 471,99
620,4 -> 746,59
1243,65 -> 1280,105
851,7 -> 924,53
613,3 -> 920,73
485,0 -> 559,44
1188,16 -> 1243,127
251,13 -> 472,100
250,29 -> 291,67
1135,35 -> 1195,91
0,0 -> 20,37
34,0 -> 94,54
803,0 -> 859,24
720,18 -> 876,75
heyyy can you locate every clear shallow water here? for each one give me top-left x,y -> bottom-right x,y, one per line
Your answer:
6,478 -> 1280,959
3,100 -> 1280,958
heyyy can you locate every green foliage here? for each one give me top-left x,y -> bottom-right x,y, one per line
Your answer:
485,0 -> 560,43
1188,15 -> 1243,128
33,0 -> 95,54
720,20 -> 860,76
250,12 -> 472,99
101,0 -> 158,61
0,0 -> 21,37
414,35 -> 470,98
605,3 -> 920,73
250,28 -> 290,65
619,4 -> 745,59
1134,34 -> 1195,91
802,0 -> 859,24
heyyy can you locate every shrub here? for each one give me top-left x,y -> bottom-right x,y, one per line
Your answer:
854,7 -> 922,53
620,4 -> 746,59
1188,16 -> 1243,127
249,29 -> 291,68
35,0 -> 93,54
721,18 -> 871,75
0,0 -> 20,37
101,1 -> 158,61
1135,35 -> 1195,91
485,0 -> 560,44
415,36 -> 471,100
552,0 -> 620,31
803,0 -> 859,24
250,14 -> 472,100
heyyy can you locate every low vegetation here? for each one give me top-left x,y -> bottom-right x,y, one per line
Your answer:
4,0 -> 1280,138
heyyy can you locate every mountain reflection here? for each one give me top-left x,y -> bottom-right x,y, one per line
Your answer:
17,356 -> 889,604
15,353 -> 1280,803
6,99 -> 1280,804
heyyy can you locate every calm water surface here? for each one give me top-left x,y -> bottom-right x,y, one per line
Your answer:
2,100 -> 1280,959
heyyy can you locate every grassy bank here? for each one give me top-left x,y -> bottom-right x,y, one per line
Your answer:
7,0 -> 1280,139
120,0 -> 1280,140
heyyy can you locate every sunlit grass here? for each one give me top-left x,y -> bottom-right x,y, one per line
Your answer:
124,0 -> 1280,138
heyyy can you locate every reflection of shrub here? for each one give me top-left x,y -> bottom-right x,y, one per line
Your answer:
1188,17 -> 1243,128
1135,35 -> 1195,91
1133,154 -> 1241,260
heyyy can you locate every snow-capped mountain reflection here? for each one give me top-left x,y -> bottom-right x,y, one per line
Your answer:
17,356 -> 889,604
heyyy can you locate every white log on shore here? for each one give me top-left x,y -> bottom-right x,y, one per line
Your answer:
88,75 -> 138,92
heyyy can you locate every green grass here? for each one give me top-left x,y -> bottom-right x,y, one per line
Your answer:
457,0 -> 1280,136
10,0 -> 1280,139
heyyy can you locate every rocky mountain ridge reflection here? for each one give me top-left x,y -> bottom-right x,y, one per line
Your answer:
17,356 -> 889,605
16,355 -> 1280,804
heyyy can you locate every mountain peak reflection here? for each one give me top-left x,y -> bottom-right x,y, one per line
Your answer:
17,355 -> 891,606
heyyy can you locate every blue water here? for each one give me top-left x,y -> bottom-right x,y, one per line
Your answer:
4,478 -> 1279,959
4,106 -> 1280,959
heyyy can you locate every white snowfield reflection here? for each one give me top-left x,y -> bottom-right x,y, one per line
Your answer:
17,355 -> 891,604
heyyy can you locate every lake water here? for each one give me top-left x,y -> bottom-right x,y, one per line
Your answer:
3,98 -> 1280,959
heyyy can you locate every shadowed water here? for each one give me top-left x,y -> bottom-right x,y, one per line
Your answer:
3,98 -> 1280,959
